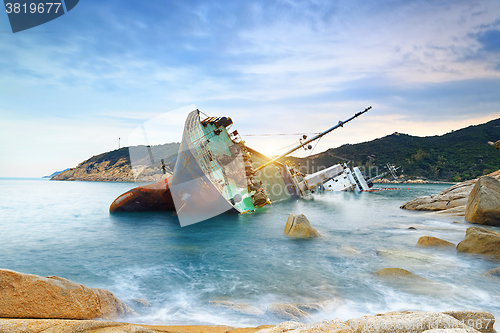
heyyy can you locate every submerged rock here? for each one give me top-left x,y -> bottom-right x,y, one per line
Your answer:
208,301 -> 264,316
416,236 -> 456,249
373,268 -> 429,281
465,176 -> 500,226
485,267 -> 500,278
0,269 -> 136,320
456,227 -> 500,261
442,311 -> 496,333
284,214 -> 320,238
266,303 -> 310,322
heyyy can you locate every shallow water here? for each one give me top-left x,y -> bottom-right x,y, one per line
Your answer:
1,178 -> 499,327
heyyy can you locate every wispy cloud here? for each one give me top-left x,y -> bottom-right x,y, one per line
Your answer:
1,0 -> 500,176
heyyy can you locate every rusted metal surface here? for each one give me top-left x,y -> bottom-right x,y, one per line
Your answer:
109,176 -> 176,212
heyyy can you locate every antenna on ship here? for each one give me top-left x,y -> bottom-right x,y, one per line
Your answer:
254,106 -> 372,172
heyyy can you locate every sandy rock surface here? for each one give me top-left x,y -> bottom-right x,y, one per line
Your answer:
0,269 -> 136,320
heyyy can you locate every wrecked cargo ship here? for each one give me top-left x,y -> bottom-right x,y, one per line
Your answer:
110,107 -> 371,226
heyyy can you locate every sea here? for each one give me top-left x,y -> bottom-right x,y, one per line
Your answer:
1,178 -> 499,328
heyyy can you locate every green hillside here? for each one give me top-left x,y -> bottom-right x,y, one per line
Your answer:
87,142 -> 180,168
286,118 -> 500,182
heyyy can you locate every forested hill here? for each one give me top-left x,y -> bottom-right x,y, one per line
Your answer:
290,118 -> 500,182
52,143 -> 180,182
52,118 -> 500,183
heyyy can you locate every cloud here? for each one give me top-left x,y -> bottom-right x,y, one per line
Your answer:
1,0 -> 500,176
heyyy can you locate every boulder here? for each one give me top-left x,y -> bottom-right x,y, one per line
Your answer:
442,311 -> 496,333
346,311 -> 481,333
266,303 -> 310,322
465,176 -> 500,226
208,301 -> 264,316
0,319 -> 157,333
417,236 -> 456,249
0,269 -> 136,320
284,214 -> 320,238
401,170 -> 500,215
495,140 -> 500,150
456,227 -> 500,261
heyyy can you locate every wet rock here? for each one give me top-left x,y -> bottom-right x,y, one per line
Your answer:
0,319 -> 157,333
465,176 -> 500,226
131,298 -> 152,307
284,214 -> 320,238
291,302 -> 324,314
408,227 -> 417,230
373,268 -> 429,281
442,311 -> 496,333
484,267 -> 500,278
346,311 -> 481,333
456,227 -> 500,261
127,298 -> 152,314
266,303 -> 311,322
417,236 -> 456,249
0,269 -> 136,320
209,301 -> 264,316
376,249 -> 435,263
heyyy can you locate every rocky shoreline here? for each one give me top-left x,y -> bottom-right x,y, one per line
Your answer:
401,170 -> 500,218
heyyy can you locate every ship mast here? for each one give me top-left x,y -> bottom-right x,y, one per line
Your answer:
254,106 -> 372,172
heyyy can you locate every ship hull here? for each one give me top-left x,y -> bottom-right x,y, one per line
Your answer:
109,177 -> 175,212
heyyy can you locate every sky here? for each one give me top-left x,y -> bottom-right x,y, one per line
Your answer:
1,0 -> 500,177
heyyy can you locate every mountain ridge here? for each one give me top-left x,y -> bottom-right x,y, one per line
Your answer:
51,118 -> 500,182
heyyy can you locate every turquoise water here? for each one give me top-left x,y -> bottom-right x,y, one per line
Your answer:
1,178 -> 499,327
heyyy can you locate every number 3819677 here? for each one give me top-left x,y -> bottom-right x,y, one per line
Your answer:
5,3 -> 62,14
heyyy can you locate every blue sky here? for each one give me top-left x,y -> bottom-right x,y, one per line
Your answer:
1,0 -> 500,177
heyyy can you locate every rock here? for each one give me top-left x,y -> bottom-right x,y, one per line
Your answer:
485,267 -> 500,278
400,180 -> 475,214
0,319 -> 158,333
373,268 -> 429,281
401,170 -> 500,215
346,311 -> 481,333
255,319 -> 353,333
417,236 -> 456,249
291,302 -> 324,314
442,311 -> 496,333
376,249 -> 435,263
0,269 -> 136,320
209,301 -> 264,316
266,303 -> 311,322
127,298 -> 152,314
495,140 -> 500,150
131,298 -> 152,307
456,227 -> 500,261
409,227 -> 417,230
424,328 -> 479,333
284,214 -> 320,238
465,176 -> 500,226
